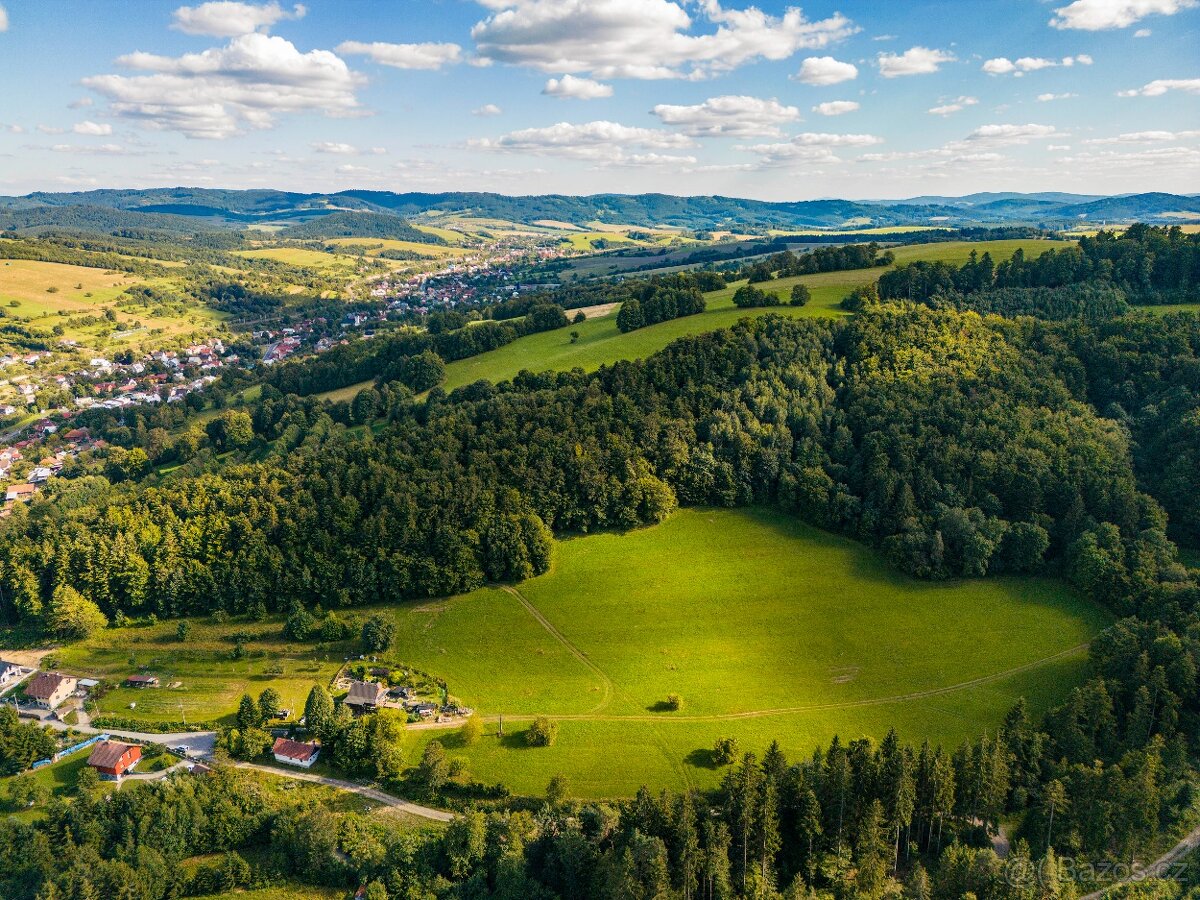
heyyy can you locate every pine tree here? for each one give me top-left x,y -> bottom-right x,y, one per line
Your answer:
304,684 -> 334,739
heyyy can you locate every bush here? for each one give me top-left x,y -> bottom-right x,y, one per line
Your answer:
362,614 -> 396,652
665,693 -> 683,711
713,736 -> 740,765
526,716 -> 558,747
790,283 -> 810,306
460,713 -> 483,746
732,285 -> 779,308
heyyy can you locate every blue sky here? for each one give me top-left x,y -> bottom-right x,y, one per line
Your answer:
0,0 -> 1196,199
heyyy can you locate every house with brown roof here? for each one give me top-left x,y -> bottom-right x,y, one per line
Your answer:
87,740 -> 141,779
4,483 -> 36,503
272,737 -> 320,768
344,680 -> 386,711
25,672 -> 77,709
124,674 -> 159,688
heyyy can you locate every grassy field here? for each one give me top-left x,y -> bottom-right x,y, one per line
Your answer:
0,258 -> 140,312
236,247 -> 362,270
1137,303 -> 1200,316
53,619 -> 347,726
433,239 -> 1058,392
191,885 -> 345,900
379,506 -> 1107,796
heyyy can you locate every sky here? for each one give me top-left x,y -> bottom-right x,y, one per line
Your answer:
0,0 -> 1197,200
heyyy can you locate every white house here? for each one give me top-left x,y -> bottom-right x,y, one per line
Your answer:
272,738 -> 320,768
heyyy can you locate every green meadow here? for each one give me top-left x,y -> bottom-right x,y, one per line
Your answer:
438,239 -> 1058,391
380,506 -> 1107,797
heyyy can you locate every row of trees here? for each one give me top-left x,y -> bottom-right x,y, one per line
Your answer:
616,274 -> 707,332
879,226 -> 1199,305
739,243 -> 894,284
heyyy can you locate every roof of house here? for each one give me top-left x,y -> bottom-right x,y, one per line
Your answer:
125,674 -> 159,684
272,737 -> 319,761
0,660 -> 20,672
345,680 -> 385,705
87,740 -> 140,769
25,672 -> 74,699
6,484 -> 36,497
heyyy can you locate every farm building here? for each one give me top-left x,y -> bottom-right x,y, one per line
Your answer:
0,660 -> 23,687
272,737 -> 320,768
87,740 -> 141,779
25,672 -> 77,709
345,680 -> 386,711
124,674 -> 159,688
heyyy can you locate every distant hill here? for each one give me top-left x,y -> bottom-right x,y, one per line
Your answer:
1,188 -> 1196,232
276,211 -> 445,243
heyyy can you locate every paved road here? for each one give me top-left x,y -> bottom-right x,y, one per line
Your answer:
39,716 -> 219,758
233,761 -> 454,822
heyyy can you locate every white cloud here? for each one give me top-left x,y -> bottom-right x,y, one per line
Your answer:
72,121 -> 112,135
966,123 -> 1059,144
1050,0 -> 1196,30
740,131 -> 882,166
311,140 -> 357,154
1118,77 -> 1200,96
0,5 -> 8,32
336,40 -> 463,70
472,103 -> 503,116
813,100 -> 859,116
542,74 -> 613,99
928,96 -> 978,116
1048,144 -> 1072,150
68,97 -> 93,109
793,55 -> 858,85
83,33 -> 363,139
983,54 -> 1092,75
1084,129 -> 1200,143
49,143 -> 134,155
877,47 -> 955,78
36,124 -> 64,134
1134,26 -> 1153,34
172,1 -> 306,37
470,0 -> 858,80
471,120 -> 695,162
651,95 -> 800,136
1037,92 -> 1077,101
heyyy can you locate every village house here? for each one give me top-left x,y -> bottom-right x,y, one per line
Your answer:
344,680 -> 386,712
24,672 -> 77,710
272,737 -> 320,768
5,483 -> 37,503
0,660 -> 23,687
124,674 -> 159,688
87,740 -> 141,779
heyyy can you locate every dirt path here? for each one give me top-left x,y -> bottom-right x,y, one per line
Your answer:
502,586 -> 614,714
233,761 -> 454,822
1080,823 -> 1200,900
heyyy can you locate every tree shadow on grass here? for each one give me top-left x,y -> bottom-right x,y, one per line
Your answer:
497,729 -> 534,750
684,748 -> 722,770
645,700 -> 677,713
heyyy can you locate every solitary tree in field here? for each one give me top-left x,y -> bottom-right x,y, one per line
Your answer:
176,620 -> 191,642
361,615 -> 396,653
460,714 -> 483,746
526,717 -> 558,747
546,774 -> 568,806
790,283 -> 811,306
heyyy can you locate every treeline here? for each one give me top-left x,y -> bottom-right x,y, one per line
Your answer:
912,283 -> 1131,322
0,714 -> 1188,899
879,225 -> 1199,305
616,273 -> 708,332
259,306 -> 571,397
497,270 -> 726,320
737,242 -> 893,283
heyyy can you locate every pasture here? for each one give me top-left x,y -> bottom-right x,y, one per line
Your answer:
382,507 -> 1107,796
52,618 -> 348,727
439,238 -> 1059,392
235,246 -> 362,270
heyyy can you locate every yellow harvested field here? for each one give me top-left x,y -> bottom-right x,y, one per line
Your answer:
0,259 -> 139,313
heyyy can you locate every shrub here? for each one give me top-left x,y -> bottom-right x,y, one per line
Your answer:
526,716 -> 558,747
713,736 -> 740,765
665,693 -> 683,711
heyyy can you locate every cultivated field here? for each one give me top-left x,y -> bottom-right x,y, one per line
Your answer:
384,507 -> 1107,796
438,238 -> 1059,392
